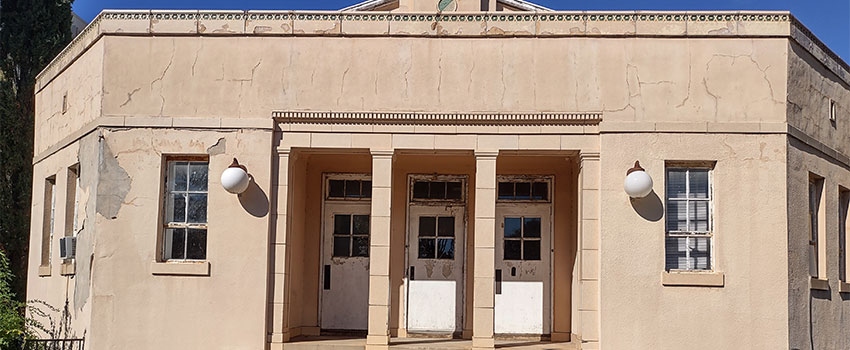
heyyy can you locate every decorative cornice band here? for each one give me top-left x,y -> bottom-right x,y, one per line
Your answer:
35,10 -> 850,92
272,111 -> 602,126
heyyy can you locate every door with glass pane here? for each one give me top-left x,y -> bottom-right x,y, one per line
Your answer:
494,204 -> 551,335
320,202 -> 371,330
405,205 -> 465,333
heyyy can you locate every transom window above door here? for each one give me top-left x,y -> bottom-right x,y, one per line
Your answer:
418,216 -> 455,259
327,175 -> 372,200
333,214 -> 370,257
409,175 -> 467,202
503,217 -> 542,261
497,176 -> 552,202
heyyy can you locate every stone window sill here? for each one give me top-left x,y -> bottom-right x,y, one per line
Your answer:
150,261 -> 210,276
839,281 -> 850,294
662,271 -> 725,287
60,262 -> 75,276
810,277 -> 830,291
38,265 -> 51,277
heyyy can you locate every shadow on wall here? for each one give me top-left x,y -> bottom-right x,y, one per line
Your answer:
238,178 -> 269,217
630,190 -> 663,222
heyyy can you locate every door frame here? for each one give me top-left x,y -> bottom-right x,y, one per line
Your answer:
403,174 -> 469,334
317,172 -> 372,329
494,174 -> 555,335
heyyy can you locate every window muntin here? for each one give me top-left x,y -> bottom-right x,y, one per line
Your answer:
503,217 -> 542,260
41,176 -> 56,268
418,216 -> 455,259
665,167 -> 713,271
498,181 -> 549,201
163,160 -> 209,261
332,214 -> 370,257
328,179 -> 372,199
412,181 -> 463,201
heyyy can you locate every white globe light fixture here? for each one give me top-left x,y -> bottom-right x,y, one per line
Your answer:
623,161 -> 653,198
221,158 -> 250,194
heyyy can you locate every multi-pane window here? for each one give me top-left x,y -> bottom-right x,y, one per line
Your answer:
163,160 -> 209,261
328,179 -> 372,199
41,176 -> 56,268
412,181 -> 463,201
840,187 -> 849,282
809,176 -> 824,277
498,181 -> 549,201
418,216 -> 455,259
64,165 -> 80,238
332,214 -> 370,257
665,167 -> 712,271
503,217 -> 541,260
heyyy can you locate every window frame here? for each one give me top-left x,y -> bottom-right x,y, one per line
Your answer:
331,213 -> 371,258
808,174 -> 825,278
496,175 -> 553,203
40,176 -> 57,270
408,174 -> 468,204
160,156 -> 210,262
325,173 -> 373,201
664,164 -> 715,272
416,215 -> 456,260
502,216 -> 543,261
839,186 -> 849,283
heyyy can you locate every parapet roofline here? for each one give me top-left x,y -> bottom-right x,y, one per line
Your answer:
35,10 -> 849,92
341,0 -> 552,12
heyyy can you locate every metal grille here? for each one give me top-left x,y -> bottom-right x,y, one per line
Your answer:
22,339 -> 85,350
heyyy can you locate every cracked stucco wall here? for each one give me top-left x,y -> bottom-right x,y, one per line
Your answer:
34,40 -> 104,156
99,36 -> 788,126
786,42 -> 850,350
87,128 -> 272,349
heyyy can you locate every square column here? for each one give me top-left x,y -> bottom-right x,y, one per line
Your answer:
576,151 -> 600,349
367,150 -> 393,349
269,149 -> 294,348
472,151 -> 498,349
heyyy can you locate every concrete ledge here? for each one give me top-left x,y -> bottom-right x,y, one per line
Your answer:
810,277 -> 830,291
60,262 -> 76,276
150,261 -> 210,276
661,271 -> 724,287
38,265 -> 51,277
839,281 -> 850,294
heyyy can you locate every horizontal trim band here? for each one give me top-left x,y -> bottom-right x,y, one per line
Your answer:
273,111 -> 602,125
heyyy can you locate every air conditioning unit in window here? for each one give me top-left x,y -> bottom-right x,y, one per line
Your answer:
59,236 -> 76,260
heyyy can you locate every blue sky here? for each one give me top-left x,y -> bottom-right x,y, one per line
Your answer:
74,0 -> 849,62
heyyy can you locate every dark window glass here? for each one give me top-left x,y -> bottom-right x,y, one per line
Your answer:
171,194 -> 186,222
446,182 -> 463,200
504,240 -> 521,260
523,240 -> 541,260
438,217 -> 454,237
429,181 -> 446,199
333,237 -> 350,257
524,218 -> 541,238
515,182 -> 531,199
329,180 -> 345,198
187,194 -> 207,223
188,163 -> 208,191
437,239 -> 455,259
334,215 -> 351,235
413,181 -> 429,199
419,217 -> 436,237
353,215 -> 370,235
173,162 -> 188,191
504,218 -> 522,238
352,237 -> 370,257
345,180 -> 361,197
532,182 -> 548,200
498,182 -> 514,200
362,181 -> 372,198
186,229 -> 207,260
170,228 -> 186,260
418,238 -> 435,259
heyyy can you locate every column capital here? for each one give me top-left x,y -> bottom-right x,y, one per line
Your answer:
277,147 -> 292,156
474,151 -> 499,159
370,149 -> 394,158
579,151 -> 600,161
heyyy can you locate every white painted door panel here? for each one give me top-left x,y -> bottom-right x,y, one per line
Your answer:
494,204 -> 551,335
406,205 -> 465,333
321,203 -> 371,330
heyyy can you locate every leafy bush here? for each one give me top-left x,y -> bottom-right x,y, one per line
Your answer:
0,249 -> 27,348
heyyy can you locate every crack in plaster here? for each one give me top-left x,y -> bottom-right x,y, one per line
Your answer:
118,88 -> 141,108
151,40 -> 175,117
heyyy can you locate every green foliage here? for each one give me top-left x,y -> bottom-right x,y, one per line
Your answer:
0,249 -> 27,348
0,0 -> 74,301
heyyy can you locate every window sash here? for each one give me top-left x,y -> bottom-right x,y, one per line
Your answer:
163,160 -> 209,261
665,167 -> 713,271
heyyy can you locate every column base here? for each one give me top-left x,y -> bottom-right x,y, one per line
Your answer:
366,334 -> 390,346
472,336 -> 495,349
551,331 -> 572,342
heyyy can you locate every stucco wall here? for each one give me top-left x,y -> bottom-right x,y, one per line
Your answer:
34,40 -> 104,156
99,36 -> 787,124
786,40 -> 850,350
86,128 -> 272,349
599,133 -> 789,349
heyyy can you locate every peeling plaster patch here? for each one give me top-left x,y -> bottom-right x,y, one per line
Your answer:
206,137 -> 226,155
96,136 -> 131,220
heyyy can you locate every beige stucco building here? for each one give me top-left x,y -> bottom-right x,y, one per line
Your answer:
25,0 -> 850,349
